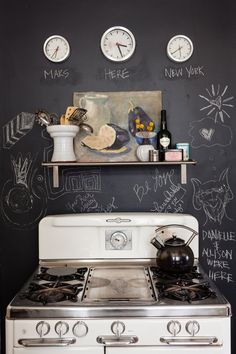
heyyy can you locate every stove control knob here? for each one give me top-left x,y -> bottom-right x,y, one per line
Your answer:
186,320 -> 200,336
111,321 -> 125,337
36,321 -> 50,337
167,321 -> 181,336
55,321 -> 69,337
73,321 -> 88,337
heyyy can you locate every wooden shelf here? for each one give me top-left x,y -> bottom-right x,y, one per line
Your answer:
42,160 -> 197,188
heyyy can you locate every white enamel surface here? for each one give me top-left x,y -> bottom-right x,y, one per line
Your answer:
39,213 -> 199,260
10,317 -> 230,350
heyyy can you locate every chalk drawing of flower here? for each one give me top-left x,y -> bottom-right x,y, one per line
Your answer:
199,84 -> 234,123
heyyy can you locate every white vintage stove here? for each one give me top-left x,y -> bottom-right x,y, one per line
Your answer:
6,212 -> 231,354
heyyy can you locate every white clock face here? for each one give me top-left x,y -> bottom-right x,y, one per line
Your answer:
43,35 -> 70,63
100,26 -> 136,62
167,35 -> 193,63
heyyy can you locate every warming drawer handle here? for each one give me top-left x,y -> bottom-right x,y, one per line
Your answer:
18,338 -> 76,347
160,336 -> 221,346
97,335 -> 138,346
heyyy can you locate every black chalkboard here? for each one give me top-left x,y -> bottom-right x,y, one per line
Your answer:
1,0 -> 236,352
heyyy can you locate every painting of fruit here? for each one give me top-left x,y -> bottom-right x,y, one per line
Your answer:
73,91 -> 162,162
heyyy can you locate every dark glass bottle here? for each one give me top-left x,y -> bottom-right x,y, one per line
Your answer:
157,110 -> 171,161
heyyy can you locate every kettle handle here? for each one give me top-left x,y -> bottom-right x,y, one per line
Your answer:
154,224 -> 198,246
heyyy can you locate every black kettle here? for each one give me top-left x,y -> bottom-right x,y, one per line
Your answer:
150,225 -> 197,273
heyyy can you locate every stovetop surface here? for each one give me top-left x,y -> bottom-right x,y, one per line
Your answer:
7,261 -> 231,319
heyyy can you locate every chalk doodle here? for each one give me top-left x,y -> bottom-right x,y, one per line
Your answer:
132,169 -> 187,213
2,112 -> 35,149
199,84 -> 234,123
41,129 -> 102,199
191,168 -> 233,225
66,193 -> 118,213
188,117 -> 233,148
0,153 -> 47,229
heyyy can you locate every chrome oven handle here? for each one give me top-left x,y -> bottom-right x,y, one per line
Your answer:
97,335 -> 138,346
18,338 -> 76,347
160,336 -> 221,346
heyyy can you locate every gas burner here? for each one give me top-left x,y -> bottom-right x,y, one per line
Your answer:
21,281 -> 83,305
150,266 -> 203,282
35,267 -> 88,282
156,279 -> 216,303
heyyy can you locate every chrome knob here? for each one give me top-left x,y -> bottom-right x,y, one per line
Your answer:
186,320 -> 200,336
111,321 -> 125,337
55,321 -> 69,337
36,321 -> 50,337
167,321 -> 181,336
72,321 -> 88,337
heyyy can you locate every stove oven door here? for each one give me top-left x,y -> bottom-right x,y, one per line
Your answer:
106,347 -> 225,354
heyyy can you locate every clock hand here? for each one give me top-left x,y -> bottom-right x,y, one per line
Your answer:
51,46 -> 59,58
170,46 -> 183,55
116,43 -> 123,57
116,42 -> 128,48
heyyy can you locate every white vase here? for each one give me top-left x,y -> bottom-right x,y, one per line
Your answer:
46,125 -> 79,162
136,144 -> 154,162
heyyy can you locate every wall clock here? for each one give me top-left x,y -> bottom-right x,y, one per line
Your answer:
100,26 -> 136,62
43,35 -> 70,63
167,35 -> 193,63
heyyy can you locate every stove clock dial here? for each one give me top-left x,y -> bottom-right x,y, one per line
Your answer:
73,321 -> 88,337
110,231 -> 128,249
36,321 -> 50,337
55,321 -> 69,337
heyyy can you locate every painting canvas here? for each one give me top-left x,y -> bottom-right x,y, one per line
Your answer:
73,91 -> 162,162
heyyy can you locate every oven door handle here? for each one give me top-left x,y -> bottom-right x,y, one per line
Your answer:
160,336 -> 221,346
18,338 -> 76,347
97,335 -> 138,346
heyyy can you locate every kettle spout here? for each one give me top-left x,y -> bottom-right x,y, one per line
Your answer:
150,236 -> 164,249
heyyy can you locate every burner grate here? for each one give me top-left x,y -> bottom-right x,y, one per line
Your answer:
21,281 -> 83,305
150,267 -> 217,303
35,267 -> 88,282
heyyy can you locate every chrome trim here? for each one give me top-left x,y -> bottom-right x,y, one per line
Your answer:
7,304 -> 231,319
160,336 -> 221,346
18,338 -> 76,347
97,335 -> 138,346
106,217 -> 132,223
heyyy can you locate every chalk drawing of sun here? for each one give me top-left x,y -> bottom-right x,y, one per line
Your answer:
199,84 -> 234,123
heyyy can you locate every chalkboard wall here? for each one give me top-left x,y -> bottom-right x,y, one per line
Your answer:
1,0 -> 236,352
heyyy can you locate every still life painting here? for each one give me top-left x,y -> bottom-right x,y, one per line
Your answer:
73,90 -> 162,162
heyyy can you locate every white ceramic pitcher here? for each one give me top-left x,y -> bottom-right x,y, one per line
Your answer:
79,94 -> 111,134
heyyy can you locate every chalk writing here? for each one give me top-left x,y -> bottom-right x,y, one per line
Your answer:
133,181 -> 151,202
202,229 -> 236,242
191,168 -> 233,225
188,117 -> 233,148
66,193 -> 118,213
104,68 -> 130,80
201,228 -> 234,283
0,153 -> 47,229
199,84 -> 234,123
164,65 -> 205,79
2,112 -> 35,149
43,69 -> 69,80
132,169 -> 186,213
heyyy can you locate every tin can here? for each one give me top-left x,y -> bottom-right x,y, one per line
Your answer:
176,143 -> 190,161
149,149 -> 159,162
